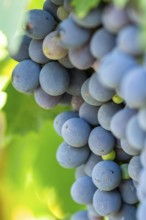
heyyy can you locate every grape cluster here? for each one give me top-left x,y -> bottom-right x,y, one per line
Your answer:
9,0 -> 146,219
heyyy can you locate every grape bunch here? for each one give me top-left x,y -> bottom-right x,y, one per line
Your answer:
9,0 -> 146,219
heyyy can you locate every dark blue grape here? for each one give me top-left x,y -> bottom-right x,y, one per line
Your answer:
98,48 -> 136,90
89,73 -> 115,102
88,126 -> 115,156
84,153 -> 102,177
9,34 -> 31,62
58,54 -> 74,68
92,160 -> 121,191
120,66 -> 146,108
109,203 -> 137,220
43,0 -> 58,20
29,39 -> 50,64
93,189 -> 121,216
51,0 -> 64,5
34,87 -> 61,109
119,179 -> 138,204
75,165 -> 86,179
110,107 -> 137,139
71,176 -> 96,204
126,115 -> 146,151
128,156 -> 142,182
102,4 -> 129,33
12,59 -> 40,94
90,28 -> 116,59
117,25 -> 143,56
24,9 -> 56,39
79,102 -> 99,126
62,118 -> 91,147
53,111 -> 78,136
67,69 -> 88,96
81,79 -> 104,106
57,17 -> 91,49
56,142 -> 90,169
98,101 -> 123,131
71,210 -> 89,220
121,139 -> 140,156
69,43 -> 95,70
138,108 -> 146,131
39,62 -> 70,96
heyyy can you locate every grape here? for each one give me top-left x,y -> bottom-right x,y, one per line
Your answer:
24,9 -> 56,39
75,165 -> 86,179
98,48 -> 136,90
39,62 -> 70,96
87,204 -> 102,219
69,43 -> 95,70
115,147 -> 131,162
59,92 -> 72,105
137,108 -> 146,131
140,147 -> 146,168
71,96 -> 84,111
34,87 -> 61,109
102,150 -> 116,161
119,179 -> 138,204
90,28 -> 116,59
67,69 -> 88,96
12,59 -> 40,94
43,0 -> 58,20
43,31 -> 67,60
64,0 -> 72,12
102,4 -> 129,33
9,34 -> 31,62
137,201 -> 146,220
29,39 -> 50,64
81,79 -> 104,106
62,118 -> 92,147
97,101 -> 123,131
120,163 -> 130,180
93,189 -> 121,216
71,210 -> 89,220
110,107 -> 137,139
126,115 -> 146,151
51,0 -> 64,6
53,111 -> 78,136
137,169 -> 146,201
120,66 -> 146,108
79,102 -> 99,126
84,153 -> 102,177
128,156 -> 142,182
89,74 -> 115,102
92,160 -> 121,191
57,6 -> 69,21
58,54 -> 74,68
121,139 -> 140,156
57,17 -> 91,49
71,8 -> 102,28
56,142 -> 90,169
108,204 -> 137,220
88,126 -> 115,156
117,25 -> 143,56
71,176 -> 96,204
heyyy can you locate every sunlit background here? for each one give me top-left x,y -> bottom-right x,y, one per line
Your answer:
0,1 -> 82,219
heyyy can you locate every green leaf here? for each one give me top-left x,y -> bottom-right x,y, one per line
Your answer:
4,83 -> 71,135
113,0 -> 128,8
4,121 -> 81,218
71,0 -> 101,18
